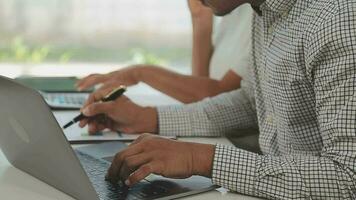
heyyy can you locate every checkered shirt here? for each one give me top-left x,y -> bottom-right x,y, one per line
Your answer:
157,0 -> 356,199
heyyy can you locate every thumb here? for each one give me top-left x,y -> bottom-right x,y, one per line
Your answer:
82,101 -> 114,117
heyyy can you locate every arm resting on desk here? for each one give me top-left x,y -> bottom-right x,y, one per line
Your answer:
212,141 -> 356,199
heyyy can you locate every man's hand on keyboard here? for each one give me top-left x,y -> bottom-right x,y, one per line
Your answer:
79,89 -> 158,134
105,134 -> 215,186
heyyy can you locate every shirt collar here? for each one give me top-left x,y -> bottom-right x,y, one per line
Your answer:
260,0 -> 297,15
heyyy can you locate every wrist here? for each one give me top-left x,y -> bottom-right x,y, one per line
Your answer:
133,65 -> 158,84
132,65 -> 145,83
191,143 -> 215,177
137,106 -> 158,134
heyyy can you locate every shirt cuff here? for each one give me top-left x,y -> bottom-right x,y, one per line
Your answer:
212,144 -> 258,196
157,105 -> 193,136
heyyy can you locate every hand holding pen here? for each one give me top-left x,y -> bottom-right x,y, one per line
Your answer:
73,85 -> 158,135
63,86 -> 127,129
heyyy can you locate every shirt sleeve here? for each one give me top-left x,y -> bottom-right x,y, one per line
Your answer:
157,79 -> 257,137
211,5 -> 356,199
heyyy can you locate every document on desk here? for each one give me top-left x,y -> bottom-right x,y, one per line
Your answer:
53,111 -> 176,143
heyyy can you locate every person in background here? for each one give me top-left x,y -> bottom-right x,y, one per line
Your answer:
76,0 -> 253,104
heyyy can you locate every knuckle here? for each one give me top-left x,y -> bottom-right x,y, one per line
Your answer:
88,104 -> 97,114
88,94 -> 96,102
128,176 -> 137,184
125,158 -> 135,168
113,152 -> 122,163
104,80 -> 115,86
139,133 -> 152,141
89,73 -> 100,78
94,93 -> 103,100
117,153 -> 127,163
136,134 -> 146,142
142,133 -> 151,137
123,157 -> 130,165
129,174 -> 140,185
141,164 -> 151,174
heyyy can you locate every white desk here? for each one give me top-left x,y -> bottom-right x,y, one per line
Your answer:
0,137 -> 261,200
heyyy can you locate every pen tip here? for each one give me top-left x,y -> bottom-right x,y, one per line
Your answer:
63,121 -> 73,129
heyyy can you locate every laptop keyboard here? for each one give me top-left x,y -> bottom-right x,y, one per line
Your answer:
75,151 -> 170,200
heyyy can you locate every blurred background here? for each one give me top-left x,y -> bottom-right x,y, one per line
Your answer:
0,0 -> 192,78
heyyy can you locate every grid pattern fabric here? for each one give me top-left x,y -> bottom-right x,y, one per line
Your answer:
158,0 -> 356,199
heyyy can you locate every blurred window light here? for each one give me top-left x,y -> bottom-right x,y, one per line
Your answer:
0,0 -> 192,77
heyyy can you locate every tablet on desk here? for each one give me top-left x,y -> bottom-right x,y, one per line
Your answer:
40,91 -> 89,110
15,76 -> 92,110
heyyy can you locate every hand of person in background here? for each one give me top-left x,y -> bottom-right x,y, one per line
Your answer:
79,88 -> 158,135
76,65 -> 144,92
106,133 -> 215,186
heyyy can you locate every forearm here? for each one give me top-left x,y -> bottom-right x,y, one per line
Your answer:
190,143 -> 215,177
158,87 -> 258,137
191,15 -> 214,77
136,66 -> 232,103
131,67 -> 247,135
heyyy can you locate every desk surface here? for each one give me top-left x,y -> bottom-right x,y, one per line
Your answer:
0,137 -> 261,200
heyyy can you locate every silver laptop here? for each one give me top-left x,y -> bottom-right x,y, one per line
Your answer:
0,76 -> 216,200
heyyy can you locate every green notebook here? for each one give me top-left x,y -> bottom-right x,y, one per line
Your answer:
15,76 -> 93,92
